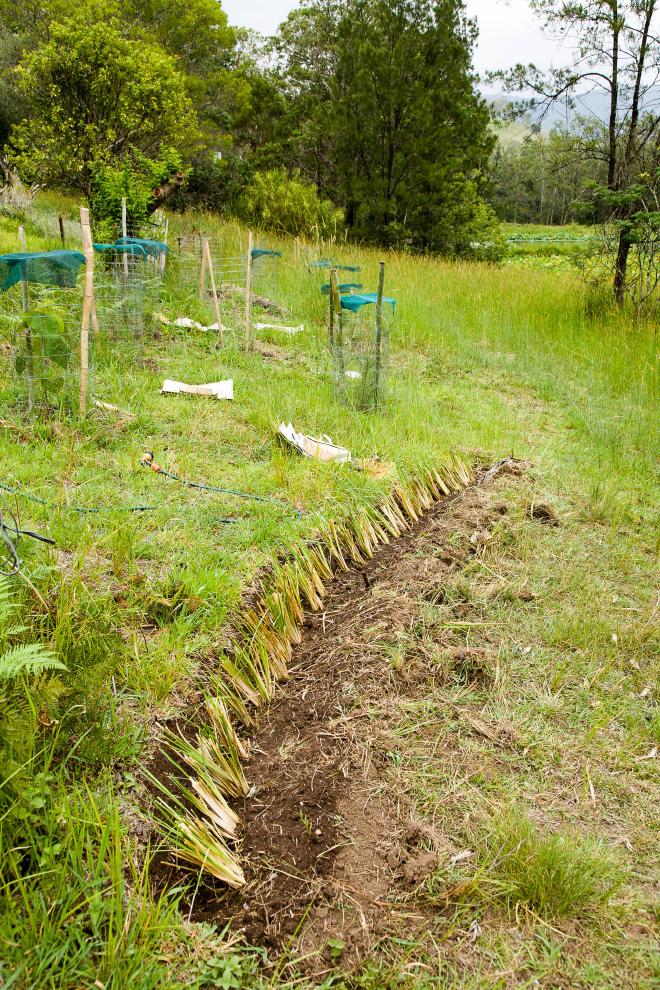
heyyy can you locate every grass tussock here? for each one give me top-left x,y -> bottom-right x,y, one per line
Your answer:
482,812 -> 624,918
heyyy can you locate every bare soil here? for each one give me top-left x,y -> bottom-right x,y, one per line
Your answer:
193,462 -> 524,970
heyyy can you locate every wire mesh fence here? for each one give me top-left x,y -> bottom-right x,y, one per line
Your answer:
330,299 -> 393,411
250,247 -> 282,307
1,280 -> 93,417
166,231 -> 287,344
93,249 -> 146,366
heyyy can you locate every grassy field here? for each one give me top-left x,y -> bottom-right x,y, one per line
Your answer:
501,223 -> 597,274
0,197 -> 657,989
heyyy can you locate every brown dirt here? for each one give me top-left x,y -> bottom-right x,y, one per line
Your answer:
191,462 -> 522,970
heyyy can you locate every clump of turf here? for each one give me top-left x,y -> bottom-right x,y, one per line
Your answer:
485,811 -> 624,918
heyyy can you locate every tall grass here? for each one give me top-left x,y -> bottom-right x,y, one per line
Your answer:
0,774 -> 187,990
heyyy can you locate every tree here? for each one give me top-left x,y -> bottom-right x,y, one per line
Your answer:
495,1 -> 659,303
8,21 -> 198,197
0,0 -> 247,162
490,127 -> 607,224
274,0 -> 497,254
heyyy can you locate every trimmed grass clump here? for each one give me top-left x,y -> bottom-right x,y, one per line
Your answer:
485,811 -> 624,918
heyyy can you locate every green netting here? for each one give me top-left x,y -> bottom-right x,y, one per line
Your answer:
116,236 -> 168,259
250,245 -> 282,308
340,292 -> 396,313
311,259 -> 361,272
0,251 -> 86,293
321,282 -> 363,295
94,242 -> 148,257
252,248 -> 282,260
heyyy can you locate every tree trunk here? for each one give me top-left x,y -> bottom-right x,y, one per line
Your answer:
147,171 -> 185,214
607,4 -> 620,191
613,228 -> 631,305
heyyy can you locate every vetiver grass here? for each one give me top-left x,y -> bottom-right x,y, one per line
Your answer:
0,193 -> 657,988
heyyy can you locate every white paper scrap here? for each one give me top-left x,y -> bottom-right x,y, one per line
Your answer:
173,317 -> 208,331
277,422 -> 351,463
161,379 -> 233,400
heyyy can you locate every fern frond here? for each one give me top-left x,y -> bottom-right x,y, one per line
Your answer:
0,575 -> 20,646
0,644 -> 67,680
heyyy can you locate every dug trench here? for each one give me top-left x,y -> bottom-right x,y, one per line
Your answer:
189,459 -> 526,969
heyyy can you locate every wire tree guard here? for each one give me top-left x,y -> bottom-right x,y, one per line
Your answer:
92,242 -> 148,365
91,197 -> 168,358
327,263 -> 394,411
171,230 -> 283,349
0,225 -> 91,417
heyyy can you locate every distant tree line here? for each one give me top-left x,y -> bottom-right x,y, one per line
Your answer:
0,0 -> 656,303
490,128 -> 608,226
0,0 -> 500,257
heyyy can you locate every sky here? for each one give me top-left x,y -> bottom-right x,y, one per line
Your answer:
221,0 -> 568,77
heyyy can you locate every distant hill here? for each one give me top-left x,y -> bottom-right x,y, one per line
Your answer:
485,85 -> 660,136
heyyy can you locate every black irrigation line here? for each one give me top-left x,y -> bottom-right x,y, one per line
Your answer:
139,452 -> 303,518
0,480 -> 159,516
0,492 -> 55,577
0,454 -> 302,572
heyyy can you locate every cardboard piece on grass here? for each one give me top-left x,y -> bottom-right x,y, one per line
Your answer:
173,317 -> 208,331
278,422 -> 351,464
162,379 -> 233,400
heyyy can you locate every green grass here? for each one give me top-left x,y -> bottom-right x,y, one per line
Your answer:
483,811 -> 624,917
0,198 -> 658,988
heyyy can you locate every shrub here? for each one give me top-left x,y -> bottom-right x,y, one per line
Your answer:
9,21 -> 197,198
89,149 -> 185,241
237,169 -> 344,239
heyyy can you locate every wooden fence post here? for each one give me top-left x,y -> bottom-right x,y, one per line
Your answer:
373,261 -> 385,408
203,237 -> 223,346
199,240 -> 208,301
160,218 -> 169,274
330,267 -> 345,394
121,196 -> 129,277
244,230 -> 254,350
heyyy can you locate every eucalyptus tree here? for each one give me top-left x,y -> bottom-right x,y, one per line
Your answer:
495,1 -> 659,303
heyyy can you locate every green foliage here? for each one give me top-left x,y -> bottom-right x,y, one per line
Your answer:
9,21 -> 198,196
0,780 -> 190,989
14,310 -> 72,398
593,166 -> 660,310
0,576 -> 65,763
0,643 -> 65,680
274,0 -> 495,254
167,153 -> 254,214
0,576 -> 63,675
237,168 -> 344,239
90,149 -> 185,241
490,128 -> 606,225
